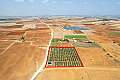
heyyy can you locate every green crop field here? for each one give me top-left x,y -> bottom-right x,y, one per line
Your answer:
51,38 -> 69,46
64,35 -> 88,40
51,38 -> 67,43
72,42 -> 100,48
108,31 -> 120,36
46,47 -> 83,67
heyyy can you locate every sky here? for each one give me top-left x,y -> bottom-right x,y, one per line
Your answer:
0,0 -> 120,16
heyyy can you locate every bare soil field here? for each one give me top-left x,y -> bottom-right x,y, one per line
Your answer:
0,41 -> 13,49
36,68 -> 120,80
86,24 -> 120,65
25,29 -> 51,47
0,42 -> 46,80
35,23 -> 48,28
0,30 -> 25,40
76,47 -> 115,67
0,20 -> 51,80
0,23 -> 24,28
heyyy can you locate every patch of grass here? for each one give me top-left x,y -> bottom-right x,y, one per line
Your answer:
51,38 -> 60,43
64,35 -> 88,40
51,38 -> 68,43
72,41 -> 100,48
51,42 -> 57,46
108,31 -> 120,36
51,38 -> 69,46
80,21 -> 97,24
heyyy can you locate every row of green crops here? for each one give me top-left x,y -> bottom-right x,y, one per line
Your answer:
51,38 -> 69,46
51,38 -> 69,43
47,47 -> 82,67
108,31 -> 120,37
72,42 -> 100,48
64,35 -> 88,40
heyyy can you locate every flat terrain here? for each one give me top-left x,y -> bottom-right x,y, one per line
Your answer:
0,20 -> 51,80
0,17 -> 120,80
36,17 -> 120,80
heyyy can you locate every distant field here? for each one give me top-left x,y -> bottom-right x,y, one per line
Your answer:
72,42 -> 100,48
64,35 -> 88,40
51,38 -> 69,43
51,38 -> 69,46
108,31 -> 120,36
80,21 -> 97,24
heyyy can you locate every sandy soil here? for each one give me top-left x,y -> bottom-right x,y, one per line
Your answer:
36,68 -> 120,80
0,20 -> 51,80
0,18 -> 120,80
0,42 -> 46,80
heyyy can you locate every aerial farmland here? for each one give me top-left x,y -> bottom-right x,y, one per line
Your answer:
0,16 -> 120,80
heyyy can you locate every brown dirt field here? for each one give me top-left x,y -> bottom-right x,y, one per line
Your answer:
7,31 -> 25,35
32,37 -> 50,46
75,47 -> 115,67
83,24 -> 96,27
0,49 -> 4,53
26,33 -> 50,38
0,22 -> 51,80
88,34 -> 112,43
36,68 -> 89,80
0,41 -> 13,49
109,36 -> 120,43
0,42 -> 46,80
25,28 -> 50,31
26,30 -> 50,38
1,35 -> 21,40
56,42 -> 72,47
87,30 -> 120,66
99,43 -> 120,64
73,30 -> 84,34
0,30 -> 24,40
0,31 -> 9,37
36,68 -> 120,80
35,24 -> 47,28
25,29 -> 51,47
0,25 -> 23,28
86,69 -> 120,80
16,20 -> 35,25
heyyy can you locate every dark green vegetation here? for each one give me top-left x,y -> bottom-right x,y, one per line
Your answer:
108,31 -> 120,36
51,36 -> 100,48
64,35 -> 88,41
80,20 -> 96,24
51,38 -> 69,46
72,41 -> 100,48
47,47 -> 83,67
51,38 -> 69,43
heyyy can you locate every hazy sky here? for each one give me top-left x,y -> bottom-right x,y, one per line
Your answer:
0,0 -> 120,16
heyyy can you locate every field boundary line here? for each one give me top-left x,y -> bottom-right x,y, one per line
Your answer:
0,41 -> 16,55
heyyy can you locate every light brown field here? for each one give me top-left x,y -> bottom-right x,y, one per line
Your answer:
0,18 -> 120,80
0,20 -> 51,80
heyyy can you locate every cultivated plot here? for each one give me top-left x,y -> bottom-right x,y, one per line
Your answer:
45,47 -> 83,68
